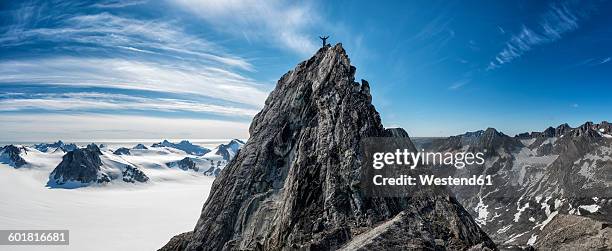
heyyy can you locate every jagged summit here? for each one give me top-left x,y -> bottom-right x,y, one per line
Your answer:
515,121 -> 611,139
48,143 -> 148,187
213,139 -> 244,161
151,140 -> 210,156
434,127 -> 521,156
161,43 -> 494,250
34,140 -> 77,153
0,145 -> 28,168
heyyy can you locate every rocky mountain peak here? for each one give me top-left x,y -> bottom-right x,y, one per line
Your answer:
133,143 -> 148,150
48,144 -> 107,186
573,121 -> 600,138
34,140 -> 77,153
555,123 -> 572,135
161,43 -> 494,250
0,145 -> 27,168
542,126 -> 556,137
214,139 -> 245,161
598,121 -> 611,132
113,147 -> 131,155
86,143 -> 102,153
152,140 -> 210,156
436,127 -> 520,156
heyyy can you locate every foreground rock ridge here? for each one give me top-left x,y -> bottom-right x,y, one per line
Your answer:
161,44 -> 495,250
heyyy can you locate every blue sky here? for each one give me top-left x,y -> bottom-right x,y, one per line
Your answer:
1,0 -> 611,141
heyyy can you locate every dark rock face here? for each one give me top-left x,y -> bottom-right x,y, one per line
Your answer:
555,123 -> 572,136
159,232 -> 193,251
152,140 -> 210,156
58,143 -> 77,152
49,144 -> 108,185
49,143 -> 149,186
0,145 -> 27,168
113,147 -> 131,155
573,121 -> 600,137
515,123 -> 574,139
598,121 -> 612,134
214,139 -> 244,161
122,165 -> 149,183
166,157 -> 199,172
161,44 -> 495,250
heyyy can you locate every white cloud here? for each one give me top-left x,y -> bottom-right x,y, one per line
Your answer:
0,57 -> 268,107
0,12 -> 253,71
0,93 -> 259,117
92,0 -> 149,8
0,114 -> 250,141
449,79 -> 470,90
169,0 -> 320,55
488,1 -> 589,70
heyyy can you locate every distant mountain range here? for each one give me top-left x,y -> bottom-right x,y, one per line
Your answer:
0,139 -> 244,189
418,121 -> 611,249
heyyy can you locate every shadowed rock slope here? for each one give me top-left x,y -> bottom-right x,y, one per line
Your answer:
160,44 -> 495,251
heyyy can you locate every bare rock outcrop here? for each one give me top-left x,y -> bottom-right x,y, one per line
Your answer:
535,214 -> 611,250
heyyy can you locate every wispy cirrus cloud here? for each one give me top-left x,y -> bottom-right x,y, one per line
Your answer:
0,11 -> 253,71
169,0 -> 320,55
0,0 -> 273,140
0,92 -> 259,117
92,0 -> 149,8
0,57 -> 267,107
487,1 -> 595,70
448,79 -> 470,90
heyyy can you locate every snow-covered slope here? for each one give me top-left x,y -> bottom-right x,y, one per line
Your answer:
0,161 -> 214,251
1,139 -> 245,189
424,121 -> 612,248
0,139 -> 245,250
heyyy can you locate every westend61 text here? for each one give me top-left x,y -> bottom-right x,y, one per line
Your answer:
373,174 -> 493,186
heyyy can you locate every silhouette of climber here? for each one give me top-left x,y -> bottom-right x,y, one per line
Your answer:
319,36 -> 329,47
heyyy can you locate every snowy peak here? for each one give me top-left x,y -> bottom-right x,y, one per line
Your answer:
0,145 -> 28,168
113,147 -> 131,155
213,139 -> 244,161
34,140 -> 77,153
48,143 -> 148,188
132,143 -> 148,150
151,140 -> 210,156
164,139 -> 245,176
49,143 -> 106,186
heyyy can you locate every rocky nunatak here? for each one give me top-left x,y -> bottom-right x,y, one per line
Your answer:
160,44 -> 496,250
